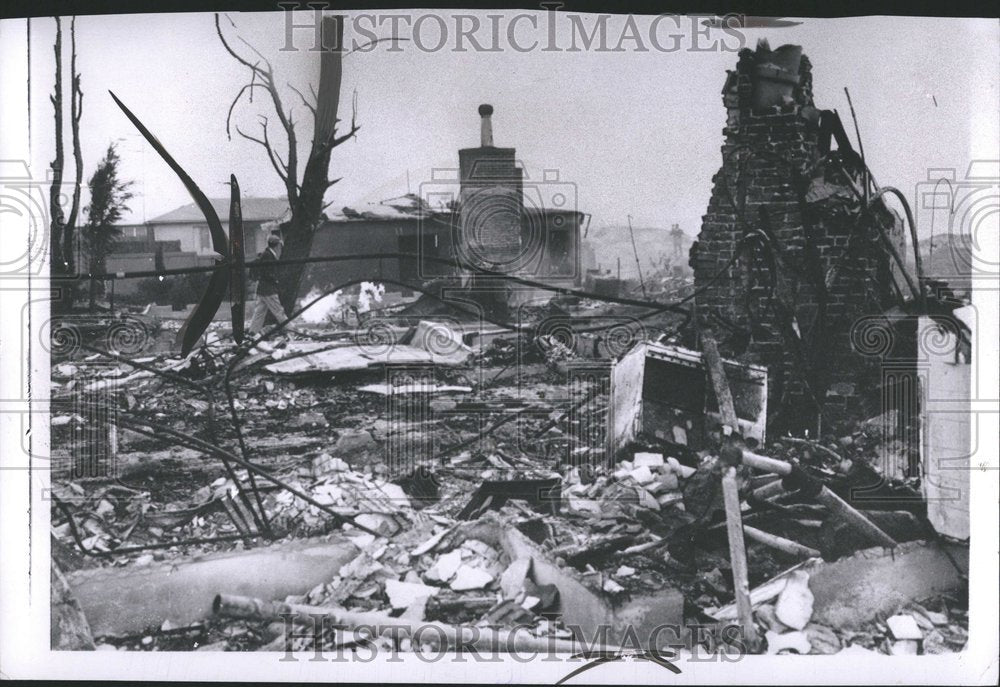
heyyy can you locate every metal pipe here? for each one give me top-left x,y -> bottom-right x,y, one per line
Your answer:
869,186 -> 925,306
213,593 -> 603,653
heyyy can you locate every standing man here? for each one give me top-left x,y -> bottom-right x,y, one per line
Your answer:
249,234 -> 288,335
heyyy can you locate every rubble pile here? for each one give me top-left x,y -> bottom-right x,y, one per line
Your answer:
49,309 -> 968,657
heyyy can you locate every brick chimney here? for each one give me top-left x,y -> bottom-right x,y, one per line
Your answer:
692,42 -> 906,432
458,104 -> 523,271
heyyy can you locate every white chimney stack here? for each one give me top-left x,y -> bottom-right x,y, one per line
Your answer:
478,103 -> 494,147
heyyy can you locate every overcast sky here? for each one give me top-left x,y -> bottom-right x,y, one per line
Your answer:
7,11 -> 999,236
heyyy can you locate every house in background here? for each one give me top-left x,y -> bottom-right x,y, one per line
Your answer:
146,197 -> 290,257
304,105 -> 588,300
101,198 -> 288,298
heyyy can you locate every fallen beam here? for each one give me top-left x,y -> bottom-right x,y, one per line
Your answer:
743,525 -> 821,559
737,448 -> 898,549
67,536 -> 359,637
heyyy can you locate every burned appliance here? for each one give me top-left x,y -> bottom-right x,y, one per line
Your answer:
609,341 -> 768,457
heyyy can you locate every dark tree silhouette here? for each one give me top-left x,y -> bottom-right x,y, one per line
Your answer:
49,17 -> 84,310
83,143 -> 133,311
216,13 -> 359,313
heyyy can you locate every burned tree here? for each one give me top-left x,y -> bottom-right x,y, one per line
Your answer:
49,16 -> 84,310
66,18 -> 84,274
216,13 -> 358,313
49,18 -> 65,289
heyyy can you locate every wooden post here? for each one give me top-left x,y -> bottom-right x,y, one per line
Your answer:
701,333 -> 738,433
721,466 -> 758,648
701,331 -> 760,649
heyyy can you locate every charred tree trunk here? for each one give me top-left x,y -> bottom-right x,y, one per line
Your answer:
64,17 -> 84,279
278,16 -> 345,312
48,17 -> 84,312
217,13 -> 357,315
49,18 -> 66,299
87,256 -> 102,312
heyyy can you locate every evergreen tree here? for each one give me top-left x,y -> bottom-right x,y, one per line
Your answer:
83,143 -> 133,311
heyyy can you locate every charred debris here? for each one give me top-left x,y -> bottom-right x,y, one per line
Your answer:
50,41 -> 970,656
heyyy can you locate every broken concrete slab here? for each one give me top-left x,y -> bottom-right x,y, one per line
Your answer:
288,410 -> 329,429
481,515 -> 685,648
889,639 -> 920,655
765,629 -> 812,654
629,465 -> 655,485
809,541 -> 968,629
500,557 -> 532,599
51,564 -> 96,650
408,320 -> 473,360
449,565 -> 494,591
707,540 -> 968,630
384,579 -> 440,610
632,452 -> 664,469
333,429 -> 379,461
774,570 -> 814,630
67,536 -> 359,637
425,549 -> 463,583
264,338 -> 471,376
886,614 -> 923,641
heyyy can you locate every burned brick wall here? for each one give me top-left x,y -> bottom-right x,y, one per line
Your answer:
692,42 -> 907,432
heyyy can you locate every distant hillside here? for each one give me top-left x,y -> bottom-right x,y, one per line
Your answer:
910,233 -> 975,280
583,223 -> 695,278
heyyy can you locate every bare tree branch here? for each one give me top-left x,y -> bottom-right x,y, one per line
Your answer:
330,125 -> 361,149
236,33 -> 272,73
215,13 -> 261,73
257,115 -> 290,179
224,82 -> 270,139
216,11 -> 299,203
287,82 -> 316,118
343,36 -> 411,58
234,122 -> 288,186
327,90 -> 360,149
266,84 -> 297,196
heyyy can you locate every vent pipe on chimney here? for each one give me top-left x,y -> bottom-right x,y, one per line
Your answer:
478,103 -> 494,147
